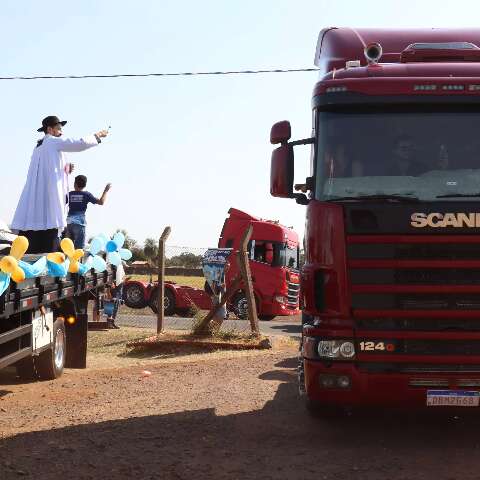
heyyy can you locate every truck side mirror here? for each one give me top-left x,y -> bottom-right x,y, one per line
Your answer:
270,143 -> 294,198
270,121 -> 291,145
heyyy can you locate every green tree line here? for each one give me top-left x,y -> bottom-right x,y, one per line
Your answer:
116,230 -> 203,268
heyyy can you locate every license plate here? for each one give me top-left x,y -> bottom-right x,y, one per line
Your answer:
427,390 -> 480,407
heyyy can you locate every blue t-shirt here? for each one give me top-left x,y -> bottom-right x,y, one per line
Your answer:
67,191 -> 99,225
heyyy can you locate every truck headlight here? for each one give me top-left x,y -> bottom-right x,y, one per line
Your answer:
274,295 -> 286,303
317,340 -> 356,360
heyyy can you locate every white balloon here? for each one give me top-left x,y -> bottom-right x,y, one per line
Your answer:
89,237 -> 103,256
119,248 -> 132,260
113,232 -> 125,249
107,251 -> 122,266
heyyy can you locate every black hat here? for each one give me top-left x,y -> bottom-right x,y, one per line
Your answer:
37,116 -> 67,133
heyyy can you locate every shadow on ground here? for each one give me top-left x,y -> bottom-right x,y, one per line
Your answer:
2,357 -> 480,479
269,323 -> 302,336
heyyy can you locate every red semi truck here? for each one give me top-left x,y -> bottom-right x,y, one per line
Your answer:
123,208 -> 300,320
270,28 -> 480,412
219,208 -> 300,320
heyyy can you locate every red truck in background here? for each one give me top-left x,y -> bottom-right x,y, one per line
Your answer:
123,208 -> 301,320
219,208 -> 300,321
270,27 -> 480,413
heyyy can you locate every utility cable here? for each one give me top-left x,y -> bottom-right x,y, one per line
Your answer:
0,67 -> 318,81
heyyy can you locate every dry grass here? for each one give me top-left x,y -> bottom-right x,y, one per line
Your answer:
86,326 -> 293,370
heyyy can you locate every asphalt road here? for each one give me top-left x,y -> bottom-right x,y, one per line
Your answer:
116,313 -> 301,338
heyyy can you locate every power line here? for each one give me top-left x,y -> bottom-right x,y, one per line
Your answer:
0,67 -> 318,81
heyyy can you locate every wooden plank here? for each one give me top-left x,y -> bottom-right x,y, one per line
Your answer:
237,225 -> 260,336
195,276 -> 242,334
157,227 -> 172,334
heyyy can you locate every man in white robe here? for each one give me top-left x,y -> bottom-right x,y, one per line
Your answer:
11,116 -> 108,253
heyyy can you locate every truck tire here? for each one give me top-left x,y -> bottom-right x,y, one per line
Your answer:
176,307 -> 196,318
232,293 -> 248,320
258,315 -> 276,321
15,357 -> 37,381
149,287 -> 176,316
123,283 -> 147,309
232,292 -> 264,320
35,319 -> 66,380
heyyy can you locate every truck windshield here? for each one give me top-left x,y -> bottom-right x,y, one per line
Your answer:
315,106 -> 480,201
250,241 -> 299,270
275,244 -> 299,270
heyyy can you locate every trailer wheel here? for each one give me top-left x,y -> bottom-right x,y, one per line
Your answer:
123,283 -> 147,309
15,357 -> 37,381
149,287 -> 176,316
258,315 -> 276,321
35,319 -> 66,380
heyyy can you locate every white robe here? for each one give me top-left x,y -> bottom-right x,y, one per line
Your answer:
11,134 -> 99,232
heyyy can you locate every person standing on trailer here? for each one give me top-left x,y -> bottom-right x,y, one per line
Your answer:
11,116 -> 109,254
66,176 -> 111,249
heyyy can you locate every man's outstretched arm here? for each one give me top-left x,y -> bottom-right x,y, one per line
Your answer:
53,129 -> 109,152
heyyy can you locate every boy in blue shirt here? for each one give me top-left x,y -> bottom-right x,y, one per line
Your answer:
66,175 -> 111,249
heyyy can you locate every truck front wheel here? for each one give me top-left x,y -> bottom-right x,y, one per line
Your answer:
149,287 -> 176,316
35,319 -> 66,380
232,293 -> 248,320
123,283 -> 147,309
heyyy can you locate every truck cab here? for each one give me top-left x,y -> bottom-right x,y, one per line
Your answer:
219,208 -> 300,320
271,28 -> 480,411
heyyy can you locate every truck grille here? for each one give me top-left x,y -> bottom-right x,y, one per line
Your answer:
348,235 -> 480,368
287,281 -> 300,305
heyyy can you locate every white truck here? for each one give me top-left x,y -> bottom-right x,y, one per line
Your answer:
0,225 -> 113,380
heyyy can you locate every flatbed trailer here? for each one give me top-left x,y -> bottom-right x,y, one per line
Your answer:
0,253 -> 113,380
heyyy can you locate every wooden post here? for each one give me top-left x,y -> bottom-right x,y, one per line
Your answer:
237,225 -> 260,336
157,226 -> 171,334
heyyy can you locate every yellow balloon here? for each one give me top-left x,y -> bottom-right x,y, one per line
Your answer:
11,267 -> 25,283
47,252 -> 65,264
10,236 -> 29,260
73,249 -> 84,261
68,261 -> 80,273
60,238 -> 75,258
0,256 -> 18,275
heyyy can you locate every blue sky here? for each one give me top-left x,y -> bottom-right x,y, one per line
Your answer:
1,0 -> 479,247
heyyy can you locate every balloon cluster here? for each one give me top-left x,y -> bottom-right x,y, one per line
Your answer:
86,232 -> 132,272
0,231 -> 133,297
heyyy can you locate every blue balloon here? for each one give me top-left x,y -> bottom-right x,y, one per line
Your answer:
92,256 -> 107,272
107,251 -> 122,266
119,248 -> 132,260
89,237 -> 104,256
0,272 -> 10,297
98,233 -> 109,250
18,257 -> 47,278
78,263 -> 90,275
106,240 -> 117,253
113,232 -> 125,249
47,260 -> 67,277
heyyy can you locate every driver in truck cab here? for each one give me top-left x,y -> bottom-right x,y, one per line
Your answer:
387,135 -> 424,176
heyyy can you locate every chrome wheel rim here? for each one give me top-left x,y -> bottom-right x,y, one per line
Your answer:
54,328 -> 65,370
126,286 -> 143,304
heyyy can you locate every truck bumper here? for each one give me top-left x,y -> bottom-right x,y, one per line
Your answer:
304,359 -> 480,408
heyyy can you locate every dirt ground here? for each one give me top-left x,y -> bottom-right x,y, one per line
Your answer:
2,329 -> 480,479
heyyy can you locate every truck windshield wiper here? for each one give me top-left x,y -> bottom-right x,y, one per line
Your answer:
326,194 -> 420,203
436,193 -> 480,198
